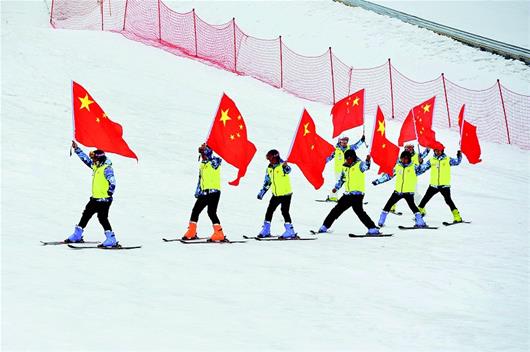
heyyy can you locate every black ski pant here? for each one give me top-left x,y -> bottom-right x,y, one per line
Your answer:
190,191 -> 221,224
265,194 -> 292,223
418,186 -> 457,211
323,194 -> 376,230
78,197 -> 112,231
383,192 -> 420,214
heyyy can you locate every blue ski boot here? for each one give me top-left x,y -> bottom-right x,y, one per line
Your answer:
257,221 -> 271,238
318,225 -> 329,233
100,230 -> 118,247
367,227 -> 382,236
414,213 -> 427,228
378,211 -> 388,227
280,223 -> 297,239
65,226 -> 84,243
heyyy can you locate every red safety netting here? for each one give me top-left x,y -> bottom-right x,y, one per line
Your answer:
50,0 -> 530,150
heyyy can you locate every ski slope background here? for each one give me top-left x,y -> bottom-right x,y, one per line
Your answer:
2,1 -> 529,351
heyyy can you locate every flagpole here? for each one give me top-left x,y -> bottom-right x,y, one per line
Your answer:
410,106 -> 421,154
362,95 -> 368,148
286,108 -> 305,160
368,106 -> 379,155
206,92 -> 225,143
458,104 -> 466,148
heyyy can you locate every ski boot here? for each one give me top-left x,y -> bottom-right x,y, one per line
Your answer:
367,227 -> 382,236
182,222 -> 198,240
279,223 -> 297,240
378,211 -> 388,227
318,225 -> 329,233
452,209 -> 462,223
414,213 -> 427,228
99,230 -> 118,247
209,224 -> 226,242
65,226 -> 84,243
257,221 -> 271,238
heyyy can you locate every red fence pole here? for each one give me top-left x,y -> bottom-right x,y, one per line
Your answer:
329,47 -> 336,104
497,79 -> 511,144
100,0 -> 104,30
192,9 -> 198,57
441,73 -> 451,128
388,58 -> 395,119
122,0 -> 128,31
49,0 -> 55,26
232,18 -> 237,73
347,67 -> 352,96
157,0 -> 162,42
279,36 -> 283,89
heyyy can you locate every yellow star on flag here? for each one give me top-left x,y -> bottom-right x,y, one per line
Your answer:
102,113 -> 107,119
236,132 -> 241,138
220,109 -> 232,126
311,145 -> 315,150
303,123 -> 311,136
382,143 -> 386,149
237,115 -> 242,120
239,124 -> 244,130
96,117 -> 100,123
422,104 -> 431,113
352,97 -> 360,106
78,94 -> 94,112
230,134 -> 235,140
377,120 -> 385,135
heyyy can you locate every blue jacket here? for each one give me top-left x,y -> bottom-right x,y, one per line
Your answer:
334,157 -> 370,195
75,147 -> 115,201
326,138 -> 364,163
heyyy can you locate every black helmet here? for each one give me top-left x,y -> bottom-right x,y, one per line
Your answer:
266,149 -> 280,159
344,149 -> 357,160
90,149 -> 106,163
400,150 -> 412,160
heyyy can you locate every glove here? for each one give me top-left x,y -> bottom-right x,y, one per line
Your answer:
332,188 -> 337,193
257,189 -> 266,200
360,135 -> 366,143
372,180 -> 378,186
365,155 -> 371,162
107,191 -> 113,197
457,150 -> 462,158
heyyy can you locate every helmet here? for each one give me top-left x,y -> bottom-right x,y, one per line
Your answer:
344,149 -> 357,160
400,150 -> 412,161
266,149 -> 280,160
198,143 -> 212,158
90,149 -> 106,163
338,136 -> 349,142
404,144 -> 414,151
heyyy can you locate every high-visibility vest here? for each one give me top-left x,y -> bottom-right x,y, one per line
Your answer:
429,157 -> 451,186
267,164 -> 292,196
411,153 -> 421,166
199,162 -> 221,191
92,164 -> 110,199
333,146 -> 348,173
394,163 -> 417,193
343,161 -> 365,193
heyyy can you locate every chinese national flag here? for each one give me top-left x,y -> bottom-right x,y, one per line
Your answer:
331,89 -> 365,138
370,106 -> 400,176
287,109 -> 334,189
458,105 -> 482,164
72,81 -> 137,159
398,96 -> 442,149
206,93 -> 257,186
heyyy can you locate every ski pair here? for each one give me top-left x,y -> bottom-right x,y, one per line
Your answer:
67,244 -> 142,250
163,237 -> 246,244
243,235 -> 316,241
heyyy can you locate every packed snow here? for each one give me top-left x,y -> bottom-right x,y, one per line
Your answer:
1,1 -> 529,351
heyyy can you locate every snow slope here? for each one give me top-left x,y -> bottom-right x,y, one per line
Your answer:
1,1 -> 529,351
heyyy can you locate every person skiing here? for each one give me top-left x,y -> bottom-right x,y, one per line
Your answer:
389,144 -> 430,214
417,147 -> 463,222
65,141 -> 118,247
372,150 -> 428,228
317,150 -> 381,235
257,149 -> 297,239
326,135 -> 365,201
182,143 -> 226,242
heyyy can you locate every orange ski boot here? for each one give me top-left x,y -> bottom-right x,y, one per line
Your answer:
182,222 -> 198,240
209,224 -> 226,242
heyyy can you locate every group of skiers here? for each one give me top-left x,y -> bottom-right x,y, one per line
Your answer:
65,135 -> 464,247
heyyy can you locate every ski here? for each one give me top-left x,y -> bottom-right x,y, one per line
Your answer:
41,240 -> 100,246
315,199 -> 337,203
67,244 -> 142,250
309,230 -> 333,235
162,237 -> 207,242
179,239 -> 247,244
390,211 -> 403,216
255,236 -> 317,241
243,235 -> 279,240
349,233 -> 393,238
398,225 -> 438,230
442,221 -> 471,226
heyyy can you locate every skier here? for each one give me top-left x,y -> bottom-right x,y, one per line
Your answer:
317,150 -> 381,235
257,149 -> 297,239
389,144 -> 430,214
65,141 -> 118,247
372,150 -> 428,228
182,143 -> 226,241
417,147 -> 463,222
326,135 -> 365,201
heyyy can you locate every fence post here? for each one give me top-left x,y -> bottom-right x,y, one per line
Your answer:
100,0 -> 104,30
193,9 -> 198,57
279,36 -> 283,89
347,67 -> 352,96
49,0 -> 55,26
122,0 -> 128,31
232,18 -> 237,73
388,58 -> 395,119
108,0 -> 112,16
441,73 -> 451,128
329,47 -> 336,104
497,79 -> 511,144
157,0 -> 162,42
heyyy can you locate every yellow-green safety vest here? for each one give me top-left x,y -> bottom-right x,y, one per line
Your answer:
429,157 -> 451,186
92,164 -> 110,199
343,162 -> 365,193
411,153 -> 421,166
394,163 -> 417,193
267,165 -> 292,196
199,162 -> 221,191
333,146 -> 349,173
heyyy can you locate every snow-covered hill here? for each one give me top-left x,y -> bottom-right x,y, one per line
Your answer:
1,1 -> 529,351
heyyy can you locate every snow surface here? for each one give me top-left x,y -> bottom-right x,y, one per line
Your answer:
1,1 -> 529,351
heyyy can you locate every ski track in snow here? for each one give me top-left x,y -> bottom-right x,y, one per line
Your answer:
1,1 -> 529,351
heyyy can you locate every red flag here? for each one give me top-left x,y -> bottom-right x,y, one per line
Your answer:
398,97 -> 442,149
72,81 -> 137,159
206,93 -> 257,186
370,106 -> 400,176
287,109 -> 334,189
458,105 -> 482,164
331,89 -> 365,138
